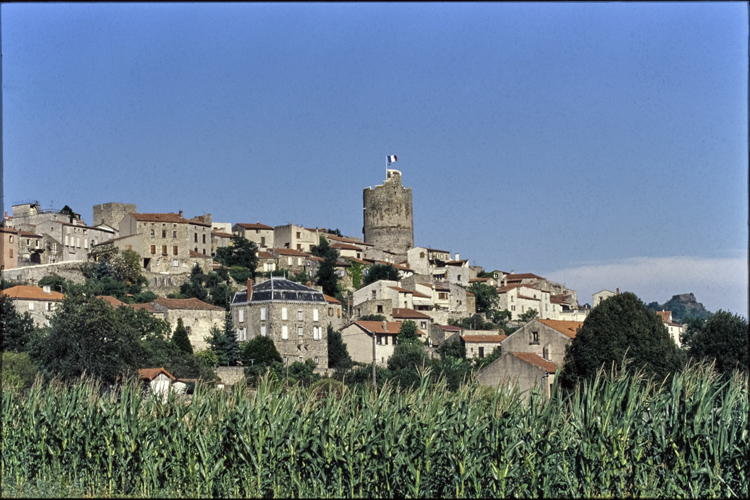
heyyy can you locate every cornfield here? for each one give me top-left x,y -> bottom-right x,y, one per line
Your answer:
2,362 -> 747,498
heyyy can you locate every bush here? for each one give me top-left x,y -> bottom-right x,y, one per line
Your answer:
1,352 -> 38,391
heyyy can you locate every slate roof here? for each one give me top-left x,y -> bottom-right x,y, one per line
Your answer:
510,352 -> 558,373
1,285 -> 64,301
232,278 -> 326,304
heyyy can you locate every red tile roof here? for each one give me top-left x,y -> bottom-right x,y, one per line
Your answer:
326,234 -> 373,246
130,213 -> 211,227
274,247 -> 309,257
435,324 -> 462,332
138,367 -> 175,381
97,295 -> 126,308
510,352 -> 557,373
536,319 -> 583,339
189,250 -> 210,258
1,285 -> 64,301
236,222 -> 273,230
462,334 -> 507,343
655,311 -> 672,322
392,308 -> 432,320
154,297 -> 224,311
550,294 -> 569,304
503,273 -> 543,282
129,302 -> 160,313
17,230 -> 42,238
258,251 -> 277,259
331,243 -> 364,251
354,321 -> 424,336
323,294 -> 341,304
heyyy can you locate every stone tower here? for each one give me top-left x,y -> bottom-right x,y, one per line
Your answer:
93,202 -> 137,237
363,169 -> 414,257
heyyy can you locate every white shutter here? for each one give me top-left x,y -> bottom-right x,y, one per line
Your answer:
282,307 -> 287,320
313,309 -> 319,321
261,326 -> 266,337
282,325 -> 288,339
260,308 -> 266,320
239,309 -> 244,322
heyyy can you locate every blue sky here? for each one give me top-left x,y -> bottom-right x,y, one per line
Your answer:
2,3 -> 747,316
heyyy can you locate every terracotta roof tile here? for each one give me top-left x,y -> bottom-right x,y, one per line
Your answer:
154,297 -> 224,311
503,273 -> 543,282
129,302 -> 160,313
273,247 -> 310,257
236,222 -> 274,230
1,285 -> 64,301
138,367 -> 175,381
388,286 -> 414,294
189,250 -> 210,258
331,243 -> 364,251
510,352 -> 557,373
392,308 -> 432,319
655,311 -> 672,322
258,251 -> 277,259
462,334 -> 507,343
536,319 -> 583,339
130,212 -> 211,226
323,294 -> 341,304
97,295 -> 126,308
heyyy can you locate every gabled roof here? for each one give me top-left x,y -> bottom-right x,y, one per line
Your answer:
503,273 -> 543,282
274,247 -> 310,257
353,321 -> 425,336
138,367 -> 176,381
392,308 -> 432,320
1,285 -> 64,301
129,302 -> 160,313
655,311 -> 672,322
211,229 -> 233,238
130,213 -> 211,227
510,352 -> 557,373
388,286 -> 414,294
323,294 -> 341,304
17,230 -> 42,238
411,290 -> 431,299
154,297 -> 224,311
325,234 -> 373,246
462,334 -> 507,343
235,222 -> 274,230
535,319 -> 583,339
97,295 -> 126,308
258,250 -> 277,259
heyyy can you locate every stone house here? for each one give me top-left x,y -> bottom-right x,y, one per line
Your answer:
1,285 -> 64,327
257,250 -> 279,273
429,324 -> 463,348
501,319 -> 583,366
477,352 -> 558,401
323,294 -> 345,331
406,247 -> 452,276
655,310 -> 685,347
231,278 -> 329,371
15,231 -> 44,266
391,307 -> 433,333
232,222 -> 274,249
151,297 -> 225,352
210,229 -> 233,257
274,224 -> 321,252
115,212 -> 212,273
457,330 -> 507,360
444,259 -> 474,287
593,289 -> 618,307
273,247 -> 316,275
499,272 -> 580,309
1,226 -> 18,270
352,280 -> 403,312
32,219 -> 115,262
497,284 -> 552,321
339,320 -> 425,367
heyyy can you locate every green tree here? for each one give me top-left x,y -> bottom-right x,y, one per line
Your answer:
37,274 -> 71,294
360,314 -> 386,322
489,308 -> 512,325
312,236 -> 340,297
559,292 -> 686,389
180,265 -> 208,301
687,310 -> 748,375
1,351 -> 39,391
1,294 -> 38,352
520,308 -> 539,321
229,266 -> 254,285
466,282 -> 499,313
475,346 -> 502,370
208,283 -> 234,310
172,318 -> 193,355
205,314 -> 241,367
327,325 -> 353,373
431,356 -> 472,391
436,336 -> 466,360
347,260 -> 364,289
216,235 -> 258,273
241,335 -> 283,367
388,340 -> 428,389
363,263 -> 399,286
397,320 -> 420,344
28,291 -> 143,383
59,204 -> 76,222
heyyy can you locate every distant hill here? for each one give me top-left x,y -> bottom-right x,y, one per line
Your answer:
647,293 -> 711,323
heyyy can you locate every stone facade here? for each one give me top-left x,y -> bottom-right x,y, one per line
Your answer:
363,170 -> 414,258
1,285 -> 64,327
92,202 -> 137,237
477,352 -> 557,401
459,331 -> 506,360
233,222 -> 274,249
1,226 -> 17,270
1,260 -> 87,286
501,319 -> 582,366
231,278 -> 329,371
153,297 -> 225,352
274,224 -> 320,252
32,220 -> 114,262
340,320 -> 425,367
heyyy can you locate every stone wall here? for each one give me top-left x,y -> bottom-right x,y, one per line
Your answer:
502,320 -> 573,366
363,170 -> 414,257
93,202 -> 137,236
215,366 -> 245,385
159,306 -> 225,352
1,261 -> 87,285
477,353 -> 554,401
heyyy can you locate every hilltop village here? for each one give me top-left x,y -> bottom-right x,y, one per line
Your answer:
1,168 -> 687,396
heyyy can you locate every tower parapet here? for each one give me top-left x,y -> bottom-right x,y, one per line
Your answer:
363,169 -> 414,258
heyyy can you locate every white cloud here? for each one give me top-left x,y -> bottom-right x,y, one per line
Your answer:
543,255 -> 748,318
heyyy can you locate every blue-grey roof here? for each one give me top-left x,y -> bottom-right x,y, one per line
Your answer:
232,278 -> 326,304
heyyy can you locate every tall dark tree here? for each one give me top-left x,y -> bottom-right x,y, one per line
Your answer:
363,263 -> 399,286
559,292 -> 685,389
180,265 -> 209,301
436,336 -> 466,360
687,310 -> 748,375
216,235 -> 258,273
205,313 -> 241,366
312,236 -> 340,297
241,335 -> 282,367
1,294 -> 37,353
397,320 -> 420,344
466,282 -> 499,313
172,318 -> 194,355
327,325 -> 353,372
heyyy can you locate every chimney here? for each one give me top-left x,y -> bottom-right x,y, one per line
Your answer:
247,278 -> 253,298
306,281 -> 312,288
43,285 -> 51,294
382,321 -> 388,332
616,288 -> 619,294
455,252 -> 460,261
179,210 -> 183,218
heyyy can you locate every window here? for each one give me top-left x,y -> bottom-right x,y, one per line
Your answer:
29,302 -> 34,310
162,245 -> 168,255
194,233 -> 198,242
173,231 -> 177,238
313,326 -> 320,340
76,238 -> 81,248
260,326 -> 266,337
543,345 -> 549,360
377,335 -> 383,345
297,309 -> 303,320
238,310 -> 244,322
313,309 -> 319,321
298,326 -> 303,337
282,307 -> 287,320
9,236 -> 13,243
26,239 -> 30,245
511,305 -> 516,311
202,249 -> 206,255
328,307 -> 333,317
151,245 -> 156,254
371,290 -> 377,299
172,260 -> 179,267
9,249 -> 13,258
185,326 -> 191,336
288,257 -> 292,265
260,308 -> 266,320
202,234 -> 206,244
260,236 -> 266,245
531,331 -> 539,345
173,246 -> 178,255
150,230 -> 155,238
36,240 -> 40,248
314,357 -> 319,364
552,305 -> 556,312
282,325 -> 288,339
545,304 -> 548,311
297,257 -> 302,265
510,296 -> 514,302
479,347 -> 485,358
296,231 -> 301,238
45,302 -> 51,311
377,305 -> 383,313
240,328 -> 247,341
84,239 -> 88,249
162,230 -> 166,238
438,292 -> 448,300
420,321 -> 427,329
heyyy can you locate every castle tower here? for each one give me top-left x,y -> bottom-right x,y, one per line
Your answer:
93,202 -> 137,237
363,169 -> 414,257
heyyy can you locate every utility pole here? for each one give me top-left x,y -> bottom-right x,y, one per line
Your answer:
372,331 -> 377,389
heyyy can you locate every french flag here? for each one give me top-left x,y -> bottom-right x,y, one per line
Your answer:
387,155 -> 397,164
